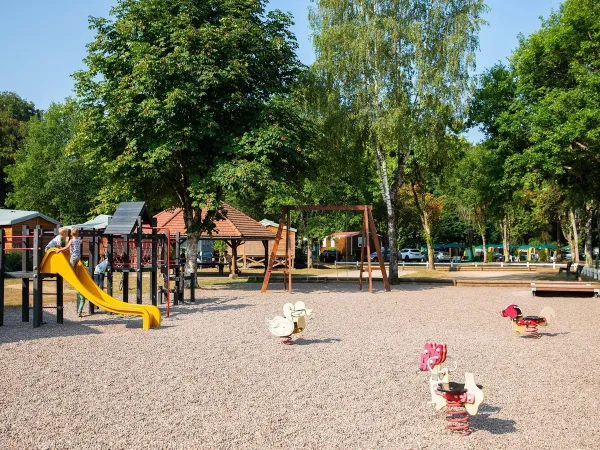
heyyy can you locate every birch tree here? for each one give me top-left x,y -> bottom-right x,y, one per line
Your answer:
310,0 -> 486,282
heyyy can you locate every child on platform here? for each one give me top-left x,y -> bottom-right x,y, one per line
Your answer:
60,228 -> 86,317
45,227 -> 68,253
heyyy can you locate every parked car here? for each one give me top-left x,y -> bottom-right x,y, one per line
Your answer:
370,248 -> 391,262
197,250 -> 215,268
491,252 -> 504,262
399,248 -> 425,262
319,249 -> 342,263
434,251 -> 451,263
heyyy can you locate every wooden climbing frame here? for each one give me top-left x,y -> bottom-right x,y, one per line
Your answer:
261,205 -> 391,293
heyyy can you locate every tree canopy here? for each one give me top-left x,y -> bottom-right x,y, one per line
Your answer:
73,0 -> 314,268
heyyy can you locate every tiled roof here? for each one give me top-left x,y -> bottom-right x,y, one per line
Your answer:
154,203 -> 276,241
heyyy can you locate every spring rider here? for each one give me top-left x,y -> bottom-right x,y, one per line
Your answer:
501,304 -> 555,338
267,301 -> 312,345
420,342 -> 484,435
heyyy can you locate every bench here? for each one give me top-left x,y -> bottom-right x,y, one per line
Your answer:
558,262 -> 585,280
530,282 -> 599,297
558,261 -> 572,275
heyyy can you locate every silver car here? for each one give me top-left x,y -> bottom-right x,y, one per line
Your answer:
434,251 -> 451,262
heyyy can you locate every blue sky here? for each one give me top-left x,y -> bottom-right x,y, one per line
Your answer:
1,0 -> 562,139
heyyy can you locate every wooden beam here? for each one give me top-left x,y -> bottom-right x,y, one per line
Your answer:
283,205 -> 368,212
261,209 -> 287,293
364,210 -> 373,293
368,207 -> 391,291
359,214 -> 366,290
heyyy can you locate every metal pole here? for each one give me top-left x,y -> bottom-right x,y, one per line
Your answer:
32,226 -> 43,327
123,235 -> 129,303
136,216 -> 142,304
107,235 -> 114,296
151,219 -> 157,306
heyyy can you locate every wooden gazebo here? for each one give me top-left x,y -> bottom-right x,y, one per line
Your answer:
154,203 -> 276,275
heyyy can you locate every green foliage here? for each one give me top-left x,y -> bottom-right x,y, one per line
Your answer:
0,91 -> 40,205
538,248 -> 548,262
2,252 -> 26,272
73,0 -> 313,239
6,101 -> 97,224
511,0 -> 600,205
310,0 -> 487,279
213,240 -> 227,255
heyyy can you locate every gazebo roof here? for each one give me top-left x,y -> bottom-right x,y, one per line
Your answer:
154,203 -> 276,241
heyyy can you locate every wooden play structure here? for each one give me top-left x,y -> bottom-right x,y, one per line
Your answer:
261,205 -> 391,293
266,301 -> 312,345
501,304 -> 555,338
420,342 -> 484,435
0,201 -> 201,329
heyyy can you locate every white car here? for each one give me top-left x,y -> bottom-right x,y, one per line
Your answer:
399,248 -> 425,262
434,251 -> 451,262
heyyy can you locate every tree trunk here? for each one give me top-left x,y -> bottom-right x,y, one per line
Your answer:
410,182 -> 435,270
373,143 -> 399,283
181,205 -> 201,275
584,202 -> 593,265
307,237 -> 313,269
561,214 -> 575,262
501,215 -> 510,262
387,208 -> 399,282
185,232 -> 199,275
481,232 -> 487,263
424,219 -> 435,270
570,208 -> 580,263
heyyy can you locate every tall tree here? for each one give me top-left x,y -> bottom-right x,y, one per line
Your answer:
310,0 -> 487,282
6,101 -> 97,224
74,0 -> 312,271
0,91 -> 40,205
510,0 -> 600,259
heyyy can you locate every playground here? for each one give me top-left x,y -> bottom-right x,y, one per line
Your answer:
1,282 -> 598,449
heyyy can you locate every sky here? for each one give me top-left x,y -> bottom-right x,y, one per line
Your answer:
0,0 -> 563,140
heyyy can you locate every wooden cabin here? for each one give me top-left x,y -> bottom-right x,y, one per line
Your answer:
320,231 -> 381,261
0,209 -> 59,248
239,219 -> 296,267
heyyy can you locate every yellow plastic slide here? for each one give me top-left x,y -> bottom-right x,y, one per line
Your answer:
40,249 -> 161,330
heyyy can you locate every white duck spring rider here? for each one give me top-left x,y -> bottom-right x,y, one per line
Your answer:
267,301 -> 312,345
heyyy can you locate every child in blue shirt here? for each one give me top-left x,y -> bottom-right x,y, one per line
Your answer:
94,257 -> 109,289
45,227 -> 68,252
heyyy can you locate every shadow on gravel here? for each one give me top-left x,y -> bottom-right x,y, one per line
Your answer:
0,310 -> 103,344
540,332 -> 570,337
295,337 -> 342,345
472,416 -> 518,435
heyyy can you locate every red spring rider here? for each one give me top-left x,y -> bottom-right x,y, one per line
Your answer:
420,342 -> 484,436
501,304 -> 555,338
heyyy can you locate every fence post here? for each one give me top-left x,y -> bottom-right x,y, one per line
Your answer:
32,226 -> 43,327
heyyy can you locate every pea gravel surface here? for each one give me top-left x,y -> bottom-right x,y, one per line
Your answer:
1,283 -> 599,449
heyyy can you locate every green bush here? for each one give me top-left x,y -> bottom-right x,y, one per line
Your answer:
538,248 -> 548,262
3,251 -> 29,272
213,240 -> 227,255
486,252 -> 495,262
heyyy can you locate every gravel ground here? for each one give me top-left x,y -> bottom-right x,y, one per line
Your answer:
1,282 -> 600,449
